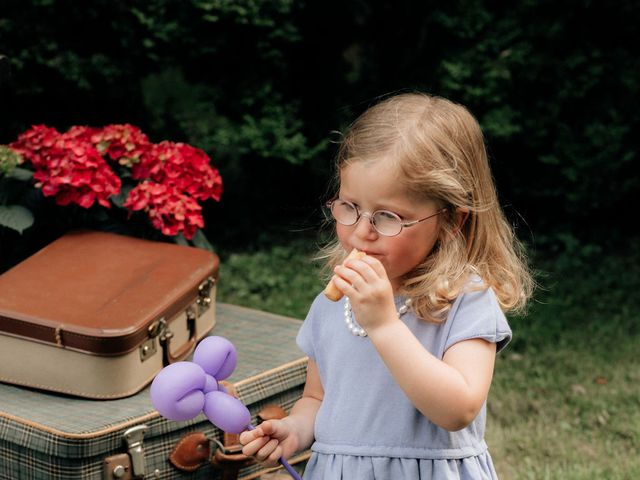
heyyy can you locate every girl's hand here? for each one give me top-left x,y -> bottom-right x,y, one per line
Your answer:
332,255 -> 398,333
239,418 -> 299,467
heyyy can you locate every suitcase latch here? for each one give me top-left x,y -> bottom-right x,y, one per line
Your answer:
142,317 -> 175,362
124,425 -> 149,478
197,276 -> 215,314
140,318 -> 169,362
103,425 -> 160,479
139,337 -> 156,362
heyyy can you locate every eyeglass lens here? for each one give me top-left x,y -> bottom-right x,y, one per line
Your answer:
330,200 -> 402,236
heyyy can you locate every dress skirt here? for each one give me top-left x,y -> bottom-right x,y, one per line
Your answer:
303,451 -> 499,479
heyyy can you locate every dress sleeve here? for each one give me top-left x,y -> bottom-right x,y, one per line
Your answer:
296,295 -> 319,360
443,285 -> 513,354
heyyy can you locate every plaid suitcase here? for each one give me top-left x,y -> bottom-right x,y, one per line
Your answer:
0,303 -> 309,480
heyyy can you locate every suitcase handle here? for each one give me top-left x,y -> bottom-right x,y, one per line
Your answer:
160,307 -> 198,365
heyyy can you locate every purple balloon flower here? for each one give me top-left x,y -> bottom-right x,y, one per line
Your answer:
149,335 -> 302,479
150,336 -> 250,433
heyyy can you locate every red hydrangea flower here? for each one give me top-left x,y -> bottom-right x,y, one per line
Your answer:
64,125 -> 98,142
133,141 -> 222,201
10,125 -> 61,168
90,124 -> 151,165
35,136 -> 121,209
11,126 -> 121,208
123,181 -> 205,239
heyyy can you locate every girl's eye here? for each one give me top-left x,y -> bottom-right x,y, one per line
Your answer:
337,200 -> 357,211
376,210 -> 398,221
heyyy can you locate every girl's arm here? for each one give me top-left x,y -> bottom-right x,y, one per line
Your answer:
240,359 -> 323,465
333,256 -> 497,431
287,358 -> 324,448
368,324 -> 496,431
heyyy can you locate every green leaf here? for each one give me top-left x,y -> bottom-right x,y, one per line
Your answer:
8,167 -> 33,181
191,229 -> 215,252
0,205 -> 34,233
110,184 -> 133,208
173,233 -> 189,246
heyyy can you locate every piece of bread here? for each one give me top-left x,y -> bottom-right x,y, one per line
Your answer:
324,249 -> 366,301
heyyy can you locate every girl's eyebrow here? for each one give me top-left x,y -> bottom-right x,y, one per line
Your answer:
374,200 -> 413,216
341,196 -> 409,218
338,189 -> 421,216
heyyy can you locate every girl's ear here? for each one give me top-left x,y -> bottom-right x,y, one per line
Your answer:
454,208 -> 470,233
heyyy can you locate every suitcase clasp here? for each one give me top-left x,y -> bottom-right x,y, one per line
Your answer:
124,425 -> 149,478
197,276 -> 215,314
140,318 -> 169,363
103,425 -> 159,480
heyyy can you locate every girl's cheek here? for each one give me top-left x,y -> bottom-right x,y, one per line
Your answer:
335,224 -> 351,247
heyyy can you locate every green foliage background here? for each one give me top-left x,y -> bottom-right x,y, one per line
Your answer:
1,0 -> 639,259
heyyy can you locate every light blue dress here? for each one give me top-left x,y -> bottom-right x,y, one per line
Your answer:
296,278 -> 512,479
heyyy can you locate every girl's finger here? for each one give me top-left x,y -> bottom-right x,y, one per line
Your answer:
239,427 -> 263,446
332,274 -> 359,298
241,435 -> 271,457
256,438 -> 280,461
345,258 -> 381,283
360,256 -> 388,278
268,444 -> 284,464
258,420 -> 280,437
334,264 -> 364,289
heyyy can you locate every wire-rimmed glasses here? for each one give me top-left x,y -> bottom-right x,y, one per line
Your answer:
325,199 -> 445,237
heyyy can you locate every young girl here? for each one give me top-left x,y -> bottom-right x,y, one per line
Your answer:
240,92 -> 533,479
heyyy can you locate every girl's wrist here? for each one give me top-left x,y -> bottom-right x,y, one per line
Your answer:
367,316 -> 407,342
280,415 -> 304,455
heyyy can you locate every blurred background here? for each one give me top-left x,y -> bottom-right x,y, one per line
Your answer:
1,1 -> 639,478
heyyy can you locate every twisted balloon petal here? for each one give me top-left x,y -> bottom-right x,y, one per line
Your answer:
203,373 -> 219,393
193,336 -> 237,380
150,362 -> 207,421
203,391 -> 252,434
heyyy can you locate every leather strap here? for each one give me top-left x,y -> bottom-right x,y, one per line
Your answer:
169,432 -> 211,472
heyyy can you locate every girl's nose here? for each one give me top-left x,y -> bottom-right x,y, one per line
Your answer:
353,213 -> 378,239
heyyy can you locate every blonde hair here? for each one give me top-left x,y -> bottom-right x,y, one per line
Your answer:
321,92 -> 534,323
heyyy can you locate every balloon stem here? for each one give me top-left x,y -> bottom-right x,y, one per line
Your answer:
280,458 -> 303,480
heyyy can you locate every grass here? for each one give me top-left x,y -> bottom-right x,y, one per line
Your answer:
489,340 -> 639,479
216,236 -> 640,479
216,238 -> 325,319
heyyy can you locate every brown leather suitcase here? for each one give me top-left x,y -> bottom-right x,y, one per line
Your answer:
0,230 -> 219,399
